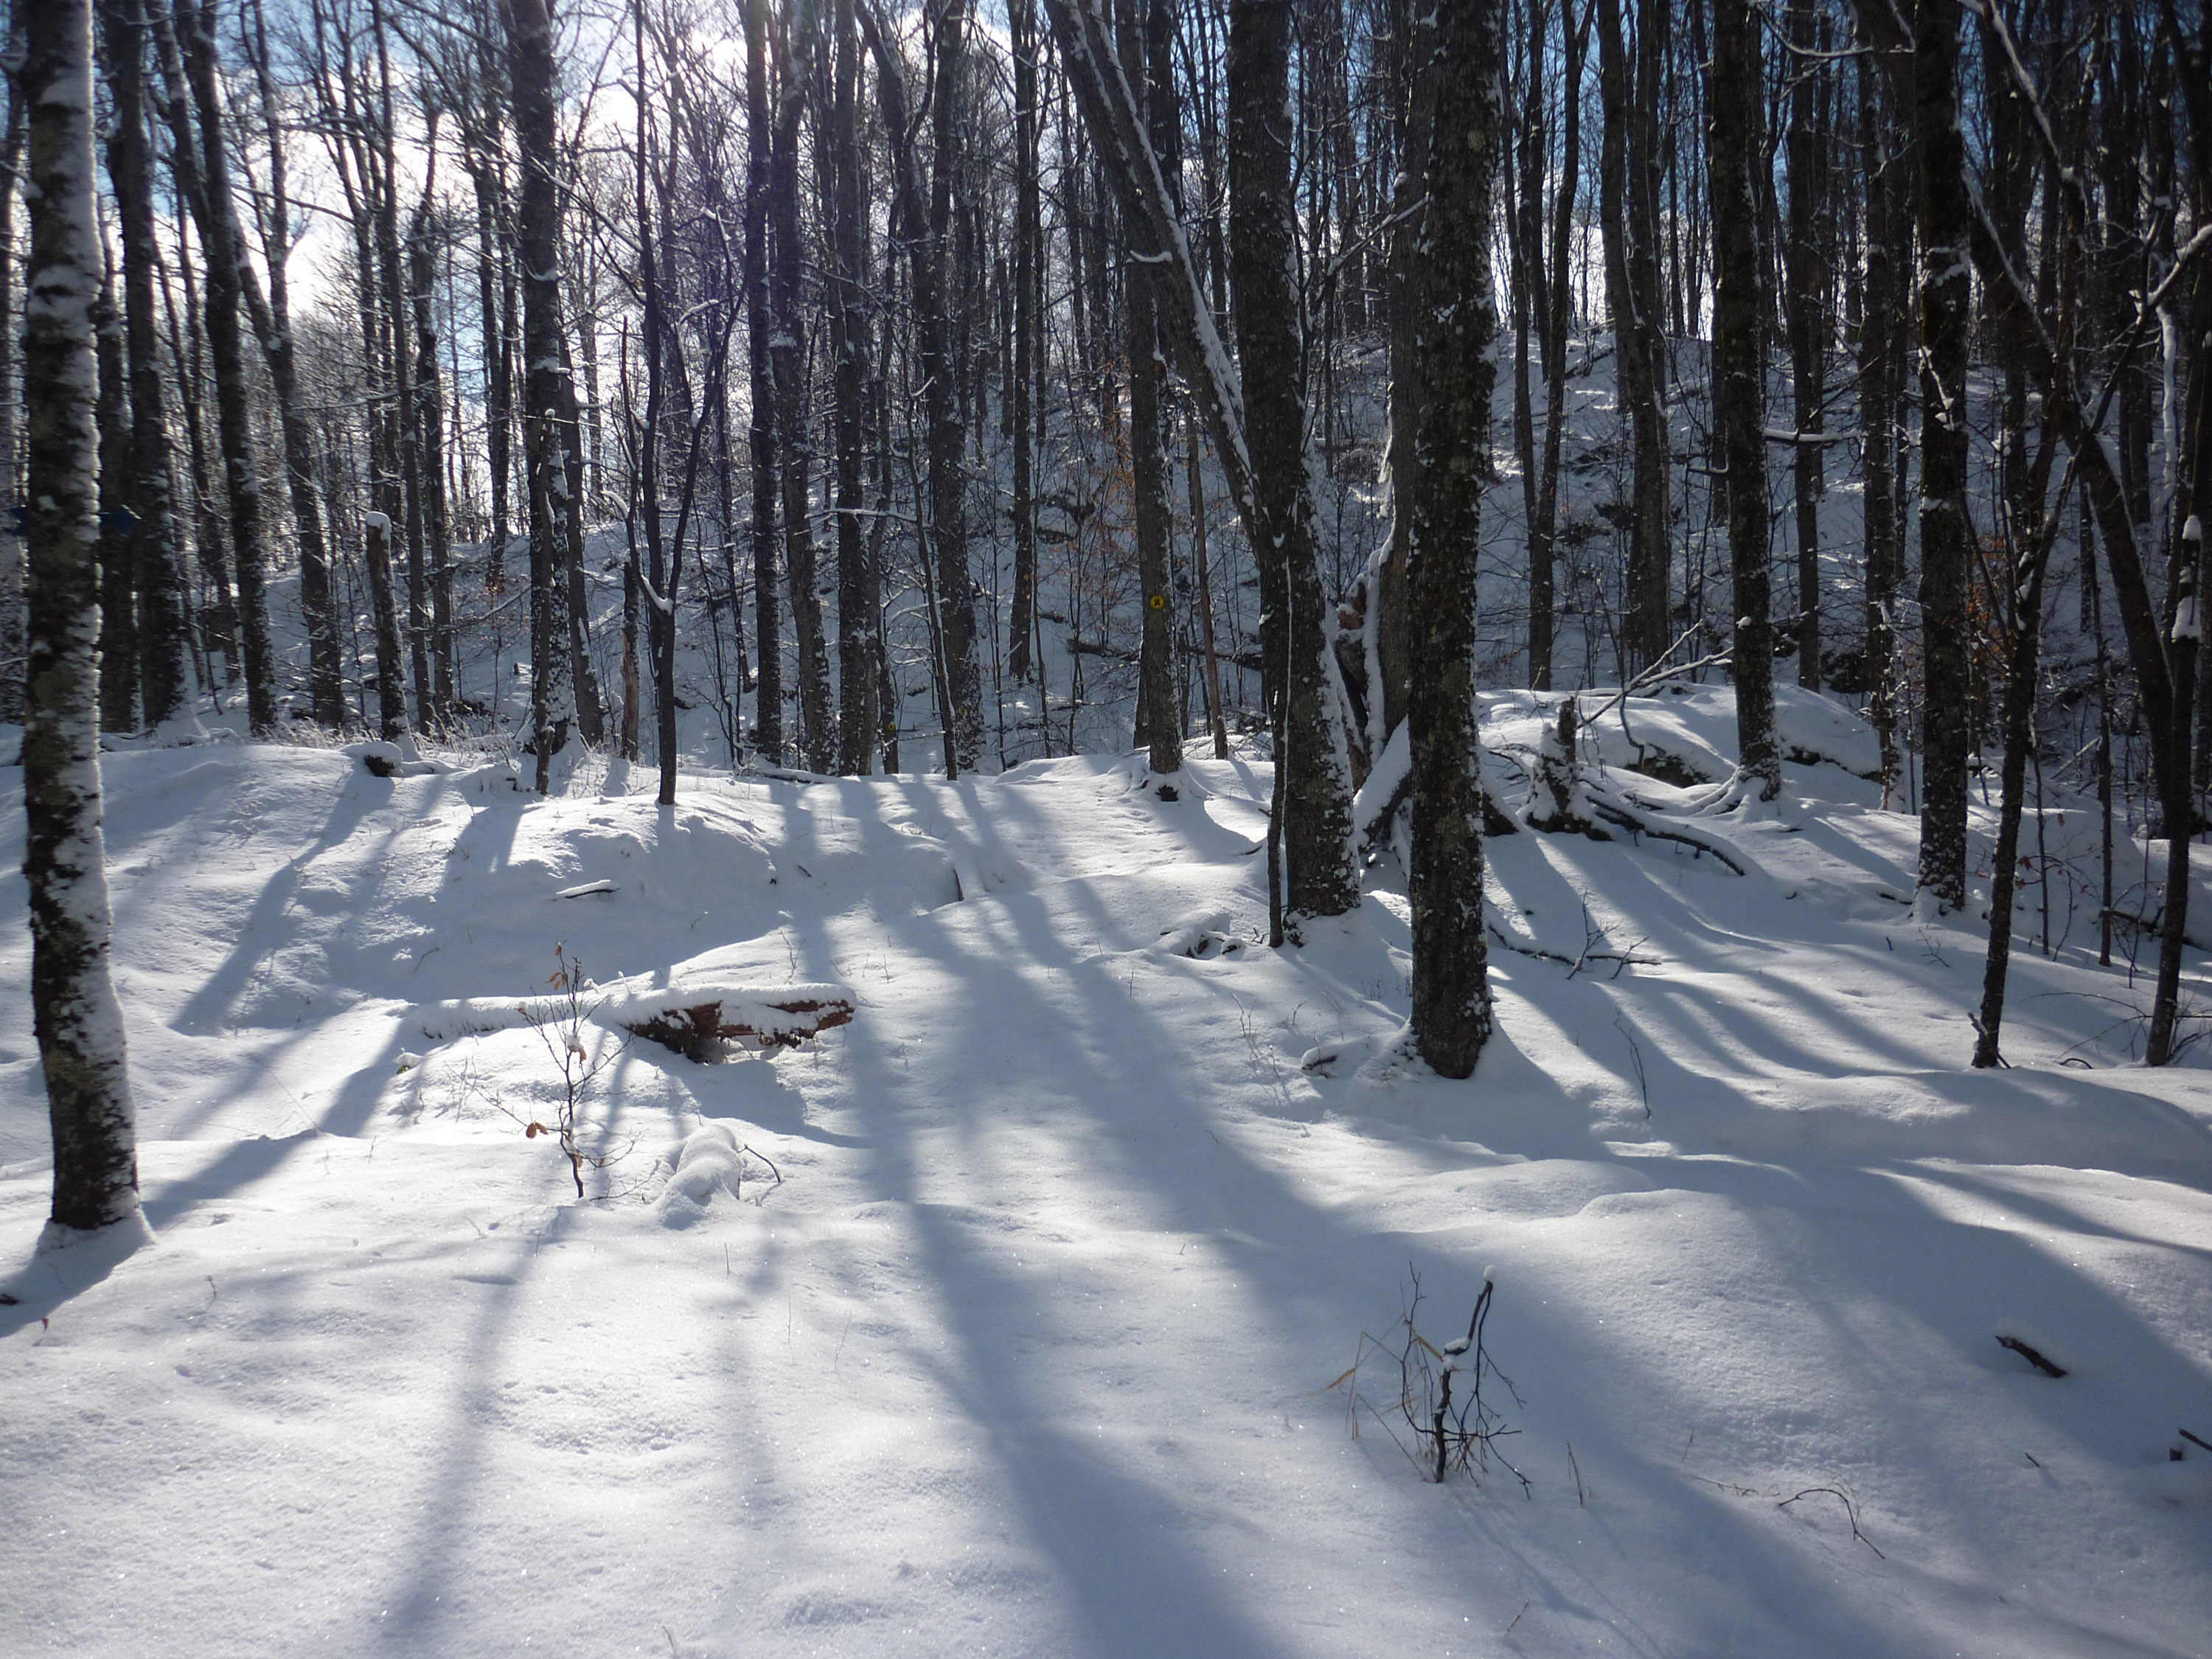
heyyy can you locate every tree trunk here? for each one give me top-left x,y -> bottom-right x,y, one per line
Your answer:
1228,0 -> 1357,927
507,0 -> 574,788
242,0 -> 339,728
1858,44 -> 1902,799
1708,0 -> 1778,797
411,170 -> 455,717
1598,0 -> 1668,676
1530,0 -> 1587,693
1784,0 -> 1827,688
1007,0 -> 1040,686
928,0 -> 982,772
96,257 -> 138,734
23,0 -> 143,1235
1124,0 -> 1181,776
773,4 -> 835,771
832,0 -> 877,771
1405,0 -> 1500,1077
370,6 -> 432,729
176,0 -> 276,733
746,0 -> 782,765
1910,0 -> 1972,908
0,16 -> 24,726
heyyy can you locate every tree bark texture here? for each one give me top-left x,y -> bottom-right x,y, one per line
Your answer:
1124,0 -> 1180,775
506,0 -> 575,788
177,0 -> 275,733
1228,0 -> 1357,924
1404,0 -> 1499,1078
1708,0 -> 1778,797
22,0 -> 142,1234
1910,0 -> 1972,908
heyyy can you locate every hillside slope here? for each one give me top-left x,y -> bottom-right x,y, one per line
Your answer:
2,712 -> 2210,1658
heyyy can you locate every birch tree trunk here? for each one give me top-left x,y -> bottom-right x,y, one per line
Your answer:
22,0 -> 143,1237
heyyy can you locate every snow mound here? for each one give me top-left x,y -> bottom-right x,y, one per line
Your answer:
654,1123 -> 752,1226
1482,682 -> 1884,794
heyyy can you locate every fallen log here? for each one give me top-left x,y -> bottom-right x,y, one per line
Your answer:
416,978 -> 855,1062
604,984 -> 855,1062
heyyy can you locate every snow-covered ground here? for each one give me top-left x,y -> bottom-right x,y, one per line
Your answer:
4,702 -> 2211,1658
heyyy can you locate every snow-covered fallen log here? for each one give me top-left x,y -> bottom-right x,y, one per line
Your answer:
601,981 -> 854,1061
414,976 -> 854,1060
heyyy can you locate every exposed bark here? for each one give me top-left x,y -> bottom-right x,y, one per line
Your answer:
175,0 -> 276,734
925,0 -> 981,771
459,80 -> 515,580
747,0 -> 782,765
1377,0 -> 1425,733
1529,0 -> 1587,692
773,3 -> 835,771
1189,402 -> 1228,757
1708,0 -> 1778,797
242,0 -> 340,728
1597,0 -> 1669,675
1784,0 -> 1828,688
1857,44 -> 1902,799
506,0 -> 574,788
1403,0 -> 1499,1078
1910,0 -> 1972,908
368,4 -> 434,728
22,0 -> 142,1234
630,0 -> 672,796
832,0 -> 877,771
1226,0 -> 1357,925
95,257 -> 136,733
1124,0 -> 1180,775
0,14 -> 24,726
409,152 -> 455,717
1007,0 -> 1040,686
363,509 -> 406,741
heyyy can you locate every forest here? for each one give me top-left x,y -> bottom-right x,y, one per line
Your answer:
4,1 -> 2211,1655
5,0 -> 2211,1085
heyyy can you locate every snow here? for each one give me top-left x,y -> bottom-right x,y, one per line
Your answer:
4,714 -> 2212,1657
